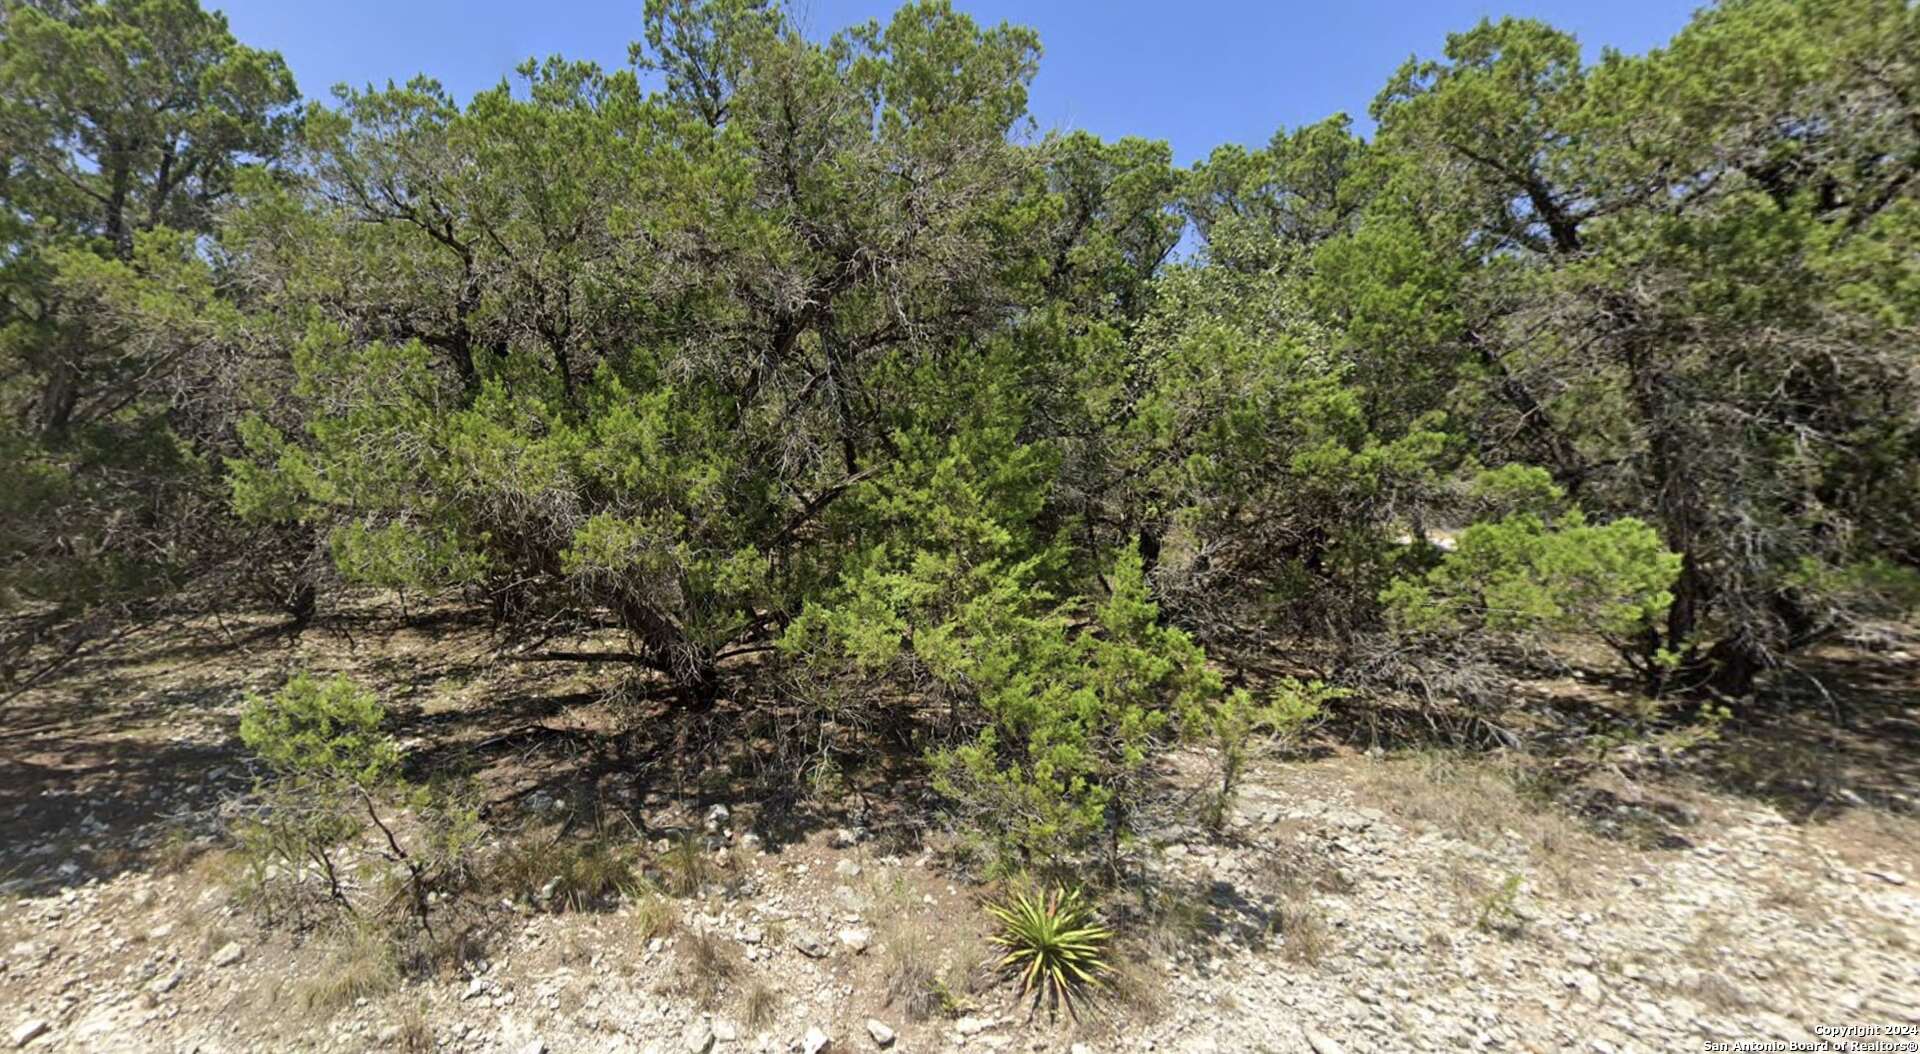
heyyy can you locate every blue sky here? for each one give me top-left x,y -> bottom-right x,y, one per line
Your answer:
213,0 -> 1699,165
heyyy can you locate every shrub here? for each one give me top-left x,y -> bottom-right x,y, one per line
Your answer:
1375,482 -> 1684,707
1472,872 -> 1526,937
783,435 -> 1233,869
234,672 -> 481,936
922,542 -> 1225,868
1382,511 -> 1680,645
239,672 -> 399,786
1201,677 -> 1345,829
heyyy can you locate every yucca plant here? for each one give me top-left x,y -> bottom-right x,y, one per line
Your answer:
986,886 -> 1112,1012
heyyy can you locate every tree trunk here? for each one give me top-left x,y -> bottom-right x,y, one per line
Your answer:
615,594 -> 722,710
284,580 -> 318,633
36,353 -> 79,440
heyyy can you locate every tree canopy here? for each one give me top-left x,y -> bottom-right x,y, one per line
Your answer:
3,0 -> 1916,862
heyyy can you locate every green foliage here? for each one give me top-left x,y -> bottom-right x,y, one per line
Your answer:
903,541 -> 1223,867
1344,0 -> 1920,692
5,0 -> 1917,892
219,0 -> 1053,696
239,672 -> 400,787
1201,678 -> 1346,829
234,672 -> 482,934
0,0 -> 301,630
985,885 -> 1112,1011
1382,511 -> 1681,643
234,673 -> 402,924
1473,872 -> 1526,936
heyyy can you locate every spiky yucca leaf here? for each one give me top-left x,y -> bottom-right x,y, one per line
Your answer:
985,886 -> 1112,1010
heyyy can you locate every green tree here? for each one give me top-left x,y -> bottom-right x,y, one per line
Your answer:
1351,3 -> 1920,697
0,0 -> 299,670
228,0 -> 1054,703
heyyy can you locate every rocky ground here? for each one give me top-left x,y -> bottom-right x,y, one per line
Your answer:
3,607 -> 1918,1053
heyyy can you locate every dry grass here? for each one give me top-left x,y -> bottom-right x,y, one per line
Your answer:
292,922 -> 400,1012
870,878 -> 988,1021
1815,808 -> 1920,876
1356,751 -> 1536,843
629,891 -> 678,943
493,834 -> 640,911
1240,834 -> 1348,965
1273,894 -> 1331,964
152,825 -> 206,875
881,930 -> 941,1019
1686,970 -> 1754,1013
407,922 -> 489,982
672,928 -> 740,1008
743,981 -> 781,1030
395,1002 -> 433,1052
183,844 -> 244,890
1142,889 -> 1212,961
657,834 -> 712,898
1525,811 -> 1596,898
1358,751 -> 1605,901
1099,945 -> 1170,1022
1682,914 -> 1736,969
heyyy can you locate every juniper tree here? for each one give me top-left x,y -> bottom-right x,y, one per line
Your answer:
0,0 -> 299,669
1353,1 -> 1920,696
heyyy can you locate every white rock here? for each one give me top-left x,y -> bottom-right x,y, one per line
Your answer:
713,1020 -> 738,1042
209,941 -> 243,967
834,859 -> 862,878
865,1019 -> 895,1047
955,1016 -> 993,1036
837,928 -> 871,953
9,1019 -> 48,1049
149,968 -> 183,994
803,1026 -> 831,1054
518,1041 -> 547,1054
831,829 -> 857,848
684,1019 -> 716,1054
1303,1029 -> 1347,1054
